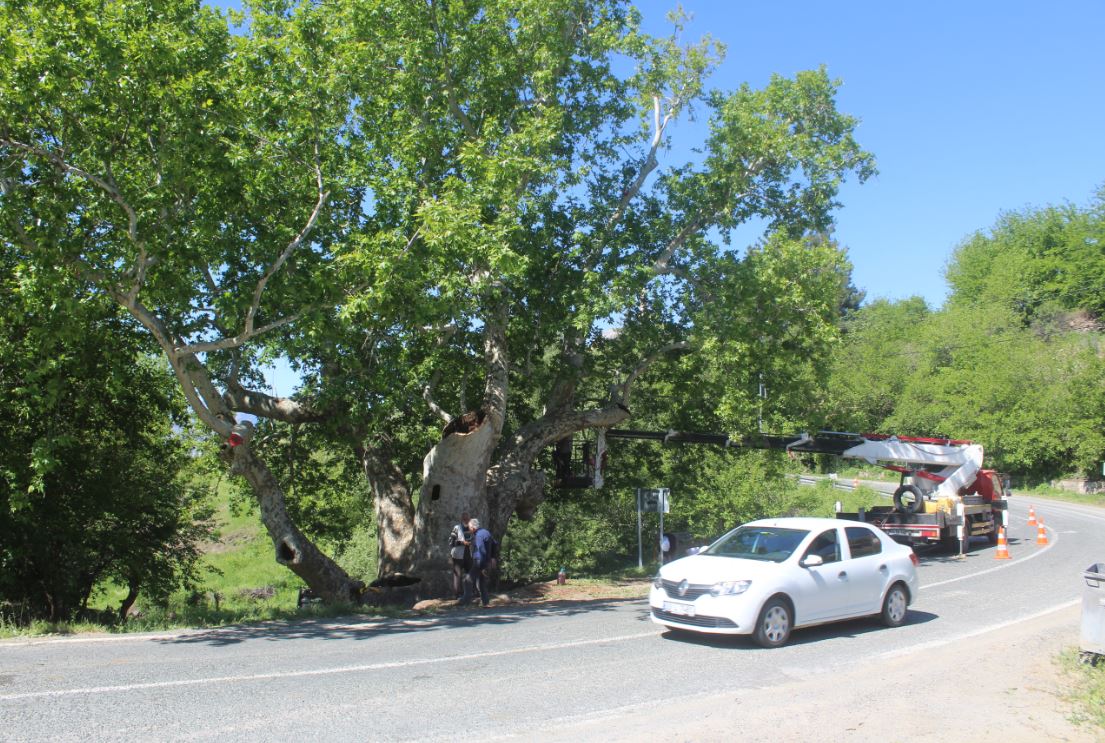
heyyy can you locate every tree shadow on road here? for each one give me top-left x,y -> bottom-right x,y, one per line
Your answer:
155,597 -> 647,647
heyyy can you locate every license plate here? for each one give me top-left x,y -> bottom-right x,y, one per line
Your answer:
887,529 -> 912,536
663,601 -> 696,617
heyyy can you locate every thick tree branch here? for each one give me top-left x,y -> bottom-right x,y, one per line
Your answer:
1,137 -> 139,243
422,369 -> 454,425
223,384 -> 327,425
604,96 -> 674,233
176,308 -> 310,355
482,302 -> 509,433
243,153 -> 329,340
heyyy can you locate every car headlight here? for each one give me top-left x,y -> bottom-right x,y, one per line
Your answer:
652,574 -> 663,589
710,580 -> 751,597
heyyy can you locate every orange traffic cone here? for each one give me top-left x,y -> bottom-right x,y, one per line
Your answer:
993,527 -> 1011,560
1035,518 -> 1049,546
1027,505 -> 1037,526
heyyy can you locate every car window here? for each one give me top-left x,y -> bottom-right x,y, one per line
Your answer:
845,526 -> 882,558
803,529 -> 840,563
703,526 -> 809,562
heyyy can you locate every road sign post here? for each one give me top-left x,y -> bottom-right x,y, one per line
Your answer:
636,487 -> 670,568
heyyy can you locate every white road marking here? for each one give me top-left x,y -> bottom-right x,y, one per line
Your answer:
877,599 -> 1080,659
920,523 -> 1057,590
0,631 -> 657,702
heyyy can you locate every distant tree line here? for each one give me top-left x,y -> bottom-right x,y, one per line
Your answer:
823,188 -> 1105,482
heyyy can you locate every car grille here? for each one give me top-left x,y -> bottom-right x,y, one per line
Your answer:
652,609 -> 739,629
660,579 -> 713,600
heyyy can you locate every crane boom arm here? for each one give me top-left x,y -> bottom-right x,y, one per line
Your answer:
604,429 -> 985,499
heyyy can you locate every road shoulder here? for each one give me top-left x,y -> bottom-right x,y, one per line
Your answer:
525,604 -> 1099,742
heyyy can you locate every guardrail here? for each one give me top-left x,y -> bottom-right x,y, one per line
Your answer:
791,474 -> 896,495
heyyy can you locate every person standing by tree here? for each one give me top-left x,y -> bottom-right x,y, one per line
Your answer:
460,518 -> 493,607
449,511 -> 472,600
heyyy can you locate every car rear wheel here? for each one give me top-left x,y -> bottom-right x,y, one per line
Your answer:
880,583 -> 908,628
753,597 -> 792,648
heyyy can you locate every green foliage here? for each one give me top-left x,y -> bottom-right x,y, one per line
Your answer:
946,189 -> 1105,323
503,448 -> 865,582
822,187 -> 1105,481
333,523 -> 379,584
252,421 -> 373,543
1060,649 -> 1105,732
0,271 -> 211,622
825,296 -> 932,432
1,0 -> 876,595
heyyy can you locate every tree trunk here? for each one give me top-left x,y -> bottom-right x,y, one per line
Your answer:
358,444 -> 415,578
118,579 -> 140,623
404,411 -> 499,598
225,444 -> 362,603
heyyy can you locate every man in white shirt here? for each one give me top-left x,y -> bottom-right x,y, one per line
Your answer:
450,511 -> 472,599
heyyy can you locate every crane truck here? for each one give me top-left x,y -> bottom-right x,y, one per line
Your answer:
765,431 -> 1010,549
559,429 -> 1010,550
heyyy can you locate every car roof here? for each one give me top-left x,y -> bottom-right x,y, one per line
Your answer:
742,516 -> 878,531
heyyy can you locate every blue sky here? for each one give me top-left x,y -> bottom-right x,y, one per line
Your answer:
631,1 -> 1105,307
211,0 -> 1104,394
210,0 -> 1104,308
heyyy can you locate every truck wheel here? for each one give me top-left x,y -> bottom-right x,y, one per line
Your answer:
881,583 -> 909,628
893,485 -> 924,514
753,597 -> 792,648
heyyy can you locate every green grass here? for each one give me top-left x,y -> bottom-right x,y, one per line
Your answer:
1016,485 -> 1105,509
1059,649 -> 1105,731
6,498 -> 380,638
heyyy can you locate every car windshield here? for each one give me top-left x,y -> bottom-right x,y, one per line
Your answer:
702,526 -> 809,562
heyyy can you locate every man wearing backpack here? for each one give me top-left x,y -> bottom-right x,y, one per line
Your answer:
449,511 -> 472,600
459,517 -> 494,607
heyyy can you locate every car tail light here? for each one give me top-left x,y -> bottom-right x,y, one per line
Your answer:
909,551 -> 919,567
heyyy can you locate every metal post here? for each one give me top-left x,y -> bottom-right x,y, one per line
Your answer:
636,489 -> 643,570
957,499 -> 967,559
659,500 -> 665,565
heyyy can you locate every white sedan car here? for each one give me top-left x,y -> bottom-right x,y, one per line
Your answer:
649,517 -> 919,647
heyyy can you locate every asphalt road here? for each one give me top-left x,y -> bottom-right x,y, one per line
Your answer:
1,495 -> 1101,742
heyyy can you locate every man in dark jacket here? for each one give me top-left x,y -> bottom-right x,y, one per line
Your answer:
459,518 -> 493,607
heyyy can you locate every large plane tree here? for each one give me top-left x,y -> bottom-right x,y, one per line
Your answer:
1,0 -> 874,601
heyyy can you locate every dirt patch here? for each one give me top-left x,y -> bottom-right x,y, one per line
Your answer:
505,578 -> 651,603
199,526 -> 257,555
412,578 -> 650,612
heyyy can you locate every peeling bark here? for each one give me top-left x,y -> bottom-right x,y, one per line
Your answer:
406,411 -> 498,597
358,444 -> 414,577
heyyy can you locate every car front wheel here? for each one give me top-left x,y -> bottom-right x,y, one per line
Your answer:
880,583 -> 909,628
753,597 -> 792,648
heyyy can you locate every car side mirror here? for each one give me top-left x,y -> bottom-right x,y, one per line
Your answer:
801,554 -> 824,568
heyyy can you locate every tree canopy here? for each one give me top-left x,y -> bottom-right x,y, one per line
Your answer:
0,259 -> 209,621
1,0 -> 876,600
